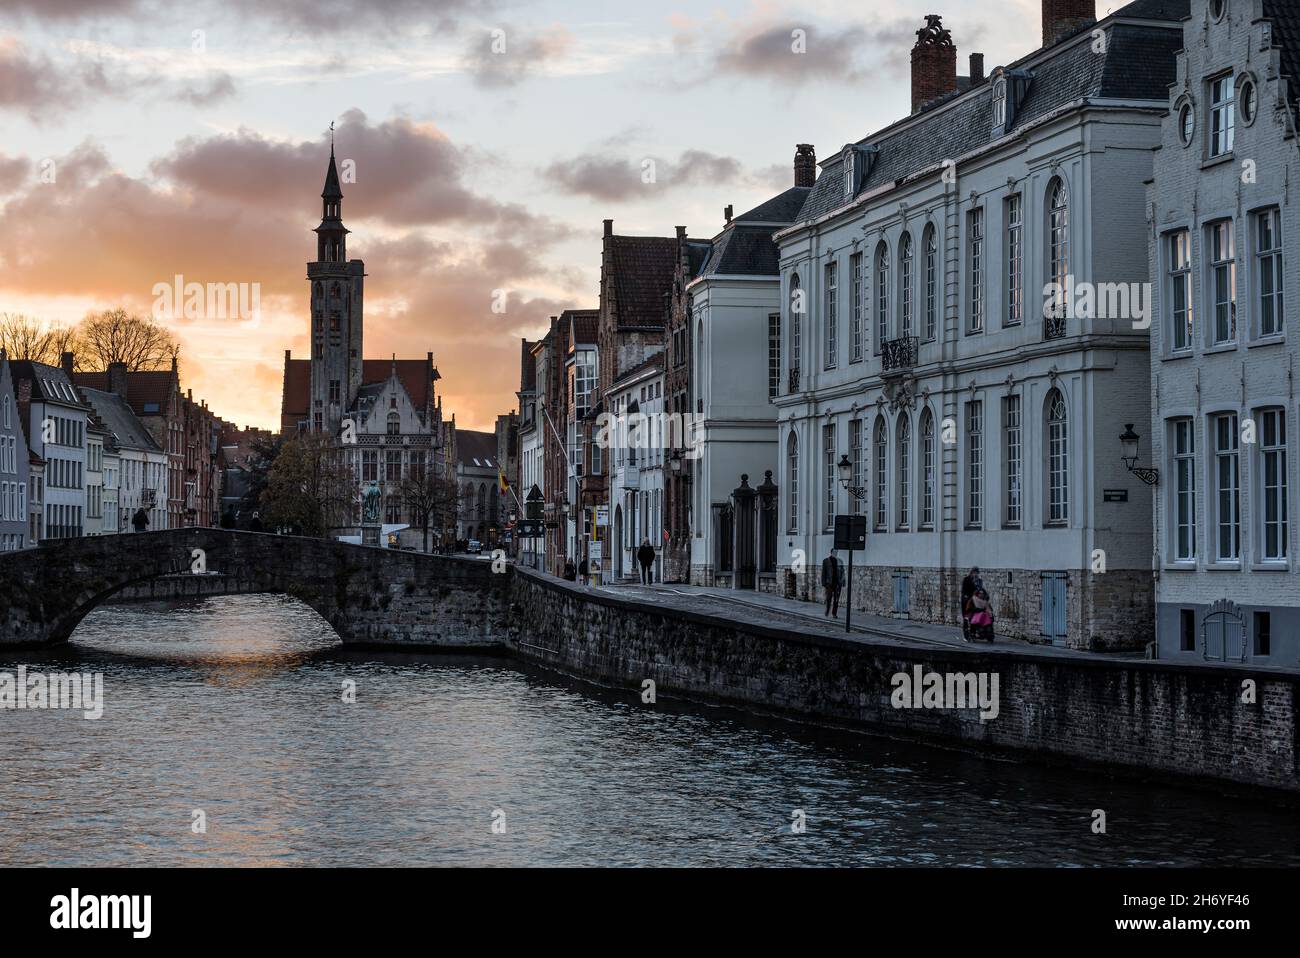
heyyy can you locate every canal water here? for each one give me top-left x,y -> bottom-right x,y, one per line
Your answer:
2,593 -> 1299,867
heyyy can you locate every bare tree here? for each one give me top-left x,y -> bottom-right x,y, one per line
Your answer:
261,433 -> 357,537
401,463 -> 459,553
0,313 -> 79,365
77,308 -> 181,371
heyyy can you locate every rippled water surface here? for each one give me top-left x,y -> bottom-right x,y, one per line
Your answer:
2,594 -> 1299,867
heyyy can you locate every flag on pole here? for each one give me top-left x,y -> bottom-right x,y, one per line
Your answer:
497,468 -> 510,494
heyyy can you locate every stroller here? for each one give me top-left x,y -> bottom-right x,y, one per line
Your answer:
962,588 -> 995,643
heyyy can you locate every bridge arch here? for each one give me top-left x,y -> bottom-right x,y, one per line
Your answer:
0,529 -> 509,650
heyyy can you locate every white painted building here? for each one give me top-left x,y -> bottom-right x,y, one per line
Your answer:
517,336 -> 547,570
771,2 -> 1184,650
688,175 -> 811,589
1146,0 -> 1300,663
608,357 -> 666,582
79,387 -> 168,534
0,350 -> 31,551
11,359 -> 91,541
84,424 -> 106,536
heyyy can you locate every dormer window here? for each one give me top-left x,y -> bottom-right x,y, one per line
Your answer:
993,78 -> 1007,128
842,147 -> 857,200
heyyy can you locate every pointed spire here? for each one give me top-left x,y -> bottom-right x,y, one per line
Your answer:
322,146 -> 343,201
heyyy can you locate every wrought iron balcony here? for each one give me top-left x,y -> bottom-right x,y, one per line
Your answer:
787,368 -> 801,393
1044,310 -> 1067,340
881,336 -> 918,372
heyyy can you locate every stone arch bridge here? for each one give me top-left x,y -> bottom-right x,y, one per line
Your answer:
0,529 -> 510,649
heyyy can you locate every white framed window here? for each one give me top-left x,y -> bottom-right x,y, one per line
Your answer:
923,226 -> 938,341
875,242 -> 890,352
787,432 -> 799,533
966,401 -> 983,527
1208,219 -> 1236,344
1046,389 -> 1068,524
822,423 -> 836,530
967,208 -> 984,333
1047,179 -> 1070,335
824,260 -> 838,369
1209,72 -> 1235,158
993,78 -> 1007,128
920,409 -> 935,528
1212,412 -> 1240,561
1004,394 -> 1022,527
843,149 -> 856,200
1171,418 -> 1196,561
850,418 -> 865,516
767,312 -> 781,399
899,233 -> 914,338
896,414 -> 911,530
1167,230 -> 1193,351
1259,408 -> 1288,562
1254,208 -> 1283,337
850,252 -> 864,362
874,416 -> 888,531
788,274 -> 802,385
1005,194 -> 1023,326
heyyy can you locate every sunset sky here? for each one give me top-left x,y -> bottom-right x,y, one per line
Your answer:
0,0 -> 1050,432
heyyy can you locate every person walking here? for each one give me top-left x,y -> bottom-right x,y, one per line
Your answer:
563,560 -> 577,582
960,566 -> 981,640
821,549 -> 845,618
636,538 -> 656,585
131,508 -> 149,533
578,556 -> 589,586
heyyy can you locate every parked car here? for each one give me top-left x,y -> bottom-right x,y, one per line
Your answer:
467,539 -> 482,554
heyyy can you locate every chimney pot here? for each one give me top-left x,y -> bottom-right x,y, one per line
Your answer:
1042,0 -> 1095,47
794,144 -> 817,188
970,53 -> 985,83
675,225 -> 686,241
724,204 -> 733,224
911,14 -> 958,114
603,218 -> 613,237
60,351 -> 74,378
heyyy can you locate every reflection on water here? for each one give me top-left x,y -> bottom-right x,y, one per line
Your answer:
2,593 -> 1298,867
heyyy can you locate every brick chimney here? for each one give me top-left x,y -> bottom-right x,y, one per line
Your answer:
911,15 -> 957,114
1042,0 -> 1095,47
60,350 -> 74,378
107,361 -> 129,400
794,144 -> 816,188
724,205 -> 733,224
969,53 -> 985,84
603,218 -> 613,237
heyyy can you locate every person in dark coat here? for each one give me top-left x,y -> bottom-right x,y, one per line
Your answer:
636,539 -> 656,584
563,560 -> 577,582
131,508 -> 149,533
821,549 -> 845,618
578,557 -> 589,585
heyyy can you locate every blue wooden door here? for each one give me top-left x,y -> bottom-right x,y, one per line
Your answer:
892,571 -> 910,617
1041,572 -> 1068,644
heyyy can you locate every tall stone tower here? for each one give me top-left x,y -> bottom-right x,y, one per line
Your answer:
307,144 -> 365,434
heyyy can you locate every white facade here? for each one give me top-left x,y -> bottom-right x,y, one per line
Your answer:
19,364 -> 90,541
102,446 -> 120,535
518,342 -> 546,570
1147,0 -> 1300,663
771,11 -> 1179,649
608,362 -> 666,581
84,429 -> 105,536
0,353 -> 30,551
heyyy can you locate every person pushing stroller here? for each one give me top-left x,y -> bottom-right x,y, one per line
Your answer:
960,567 -> 995,643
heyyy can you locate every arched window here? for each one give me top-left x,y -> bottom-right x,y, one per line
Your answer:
899,233 -> 914,338
786,432 -> 799,533
873,416 -> 888,530
875,242 -> 890,350
1047,178 -> 1070,333
920,409 -> 935,527
477,483 -> 487,519
788,274 -> 802,388
387,411 -> 400,435
923,225 -> 938,341
897,414 -> 911,529
1046,389 -> 1069,524
2,395 -> 9,429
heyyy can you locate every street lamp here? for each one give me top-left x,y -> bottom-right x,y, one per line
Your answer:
1119,424 -> 1159,485
837,454 -> 866,500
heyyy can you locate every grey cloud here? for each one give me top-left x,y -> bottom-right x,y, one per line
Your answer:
542,149 -> 751,202
462,24 -> 572,88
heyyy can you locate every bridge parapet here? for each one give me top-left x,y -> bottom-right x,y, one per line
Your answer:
0,529 -> 509,649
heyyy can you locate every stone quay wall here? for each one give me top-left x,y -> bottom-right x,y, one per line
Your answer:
507,566 -> 1299,794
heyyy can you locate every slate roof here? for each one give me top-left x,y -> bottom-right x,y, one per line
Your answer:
78,387 -> 162,453
12,361 -> 90,408
607,235 -> 678,329
611,353 -> 664,389
701,186 -> 812,277
794,1 -> 1188,226
1263,0 -> 1300,121
455,429 -> 498,469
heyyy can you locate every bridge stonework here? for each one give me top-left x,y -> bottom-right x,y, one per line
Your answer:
0,529 -> 509,649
